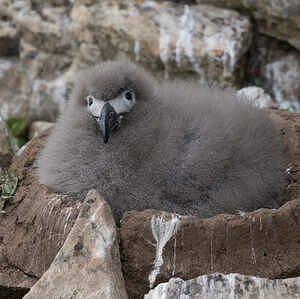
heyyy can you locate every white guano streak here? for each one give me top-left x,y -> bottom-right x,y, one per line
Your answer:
148,214 -> 180,289
175,5 -> 201,74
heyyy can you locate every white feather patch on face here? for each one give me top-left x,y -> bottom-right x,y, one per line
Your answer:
86,91 -> 136,116
109,91 -> 136,114
87,96 -> 105,117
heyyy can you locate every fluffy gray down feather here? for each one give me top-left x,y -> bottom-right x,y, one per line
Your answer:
38,61 -> 286,221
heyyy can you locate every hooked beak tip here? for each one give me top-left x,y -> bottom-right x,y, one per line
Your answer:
94,102 -> 119,144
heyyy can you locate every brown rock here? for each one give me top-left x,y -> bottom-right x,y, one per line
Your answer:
120,110 -> 300,299
0,129 -> 81,293
24,190 -> 128,299
121,201 -> 300,299
0,263 -> 36,299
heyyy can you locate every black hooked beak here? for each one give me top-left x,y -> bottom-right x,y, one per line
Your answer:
94,103 -> 120,144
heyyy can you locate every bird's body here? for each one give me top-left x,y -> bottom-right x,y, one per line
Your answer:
38,61 -> 286,221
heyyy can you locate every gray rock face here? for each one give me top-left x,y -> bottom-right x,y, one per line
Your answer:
237,86 -> 274,109
144,273 -> 300,299
195,0 -> 300,50
0,57 -> 28,121
0,11 -> 19,57
246,34 -> 300,112
24,190 -> 128,299
0,0 -> 252,121
0,116 -> 12,167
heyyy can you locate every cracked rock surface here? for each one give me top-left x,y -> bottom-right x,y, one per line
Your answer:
0,0 -> 252,121
145,272 -> 300,299
24,190 -> 128,299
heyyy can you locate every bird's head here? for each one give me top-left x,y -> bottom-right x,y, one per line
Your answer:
73,61 -> 157,144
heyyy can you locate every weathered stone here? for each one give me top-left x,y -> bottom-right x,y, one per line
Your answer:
120,111 -> 300,299
0,58 -> 28,121
0,263 -> 36,299
246,34 -> 300,112
24,190 -> 128,299
121,199 -> 300,299
28,121 -> 54,139
0,116 -> 13,167
0,129 -> 81,294
71,1 -> 252,84
237,86 -> 274,109
0,19 -> 19,57
145,273 -> 300,299
0,0 -> 253,122
195,0 -> 300,50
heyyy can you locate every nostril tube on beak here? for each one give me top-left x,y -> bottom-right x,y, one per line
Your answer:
94,103 -> 119,144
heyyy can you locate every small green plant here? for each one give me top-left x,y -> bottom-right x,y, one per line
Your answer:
0,170 -> 18,211
279,107 -> 292,112
6,118 -> 27,155
253,78 -> 263,87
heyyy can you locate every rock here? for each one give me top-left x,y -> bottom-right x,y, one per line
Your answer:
77,1 -> 252,84
0,13 -> 19,57
0,129 -> 81,294
28,121 -> 54,139
0,0 -> 253,122
237,86 -> 274,109
24,190 -> 129,299
119,112 -> 300,299
0,263 -> 36,299
0,116 -> 13,168
0,57 -> 28,121
144,273 -> 300,299
195,0 -> 300,50
245,34 -> 300,112
120,200 -> 300,299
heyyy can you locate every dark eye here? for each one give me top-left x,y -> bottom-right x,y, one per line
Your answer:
87,96 -> 94,106
124,91 -> 133,101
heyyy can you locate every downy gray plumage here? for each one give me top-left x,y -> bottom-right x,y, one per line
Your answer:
38,61 -> 286,221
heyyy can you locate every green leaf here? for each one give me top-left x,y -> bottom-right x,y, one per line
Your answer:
2,183 -> 12,195
7,135 -> 26,155
8,135 -> 19,155
0,170 -> 18,203
254,78 -> 263,87
7,118 -> 27,137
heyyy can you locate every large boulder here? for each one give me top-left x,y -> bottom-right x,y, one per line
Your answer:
24,190 -> 128,299
0,129 -> 81,297
0,0 -> 252,121
120,199 -> 300,299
